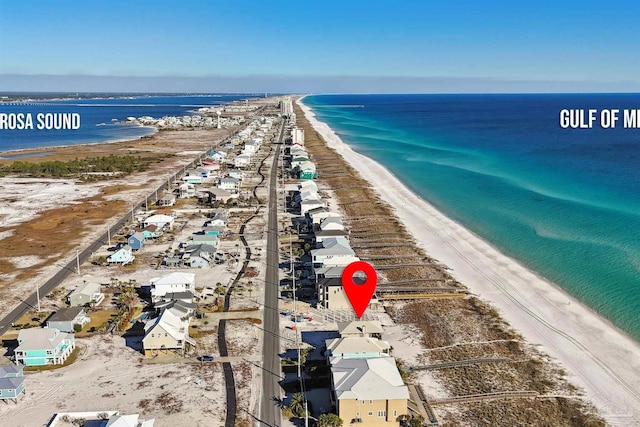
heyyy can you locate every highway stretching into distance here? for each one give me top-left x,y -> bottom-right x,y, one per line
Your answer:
260,121 -> 284,427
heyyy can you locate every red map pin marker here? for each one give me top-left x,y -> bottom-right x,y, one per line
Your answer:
341,261 -> 378,319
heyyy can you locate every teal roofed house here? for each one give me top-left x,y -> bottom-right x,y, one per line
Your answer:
0,365 -> 25,402
14,328 -> 75,366
298,161 -> 317,180
107,244 -> 135,265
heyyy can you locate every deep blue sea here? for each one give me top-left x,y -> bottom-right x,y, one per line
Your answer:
0,94 -> 257,153
304,94 -> 640,342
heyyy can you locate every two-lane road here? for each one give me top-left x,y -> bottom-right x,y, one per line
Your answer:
260,121 -> 284,426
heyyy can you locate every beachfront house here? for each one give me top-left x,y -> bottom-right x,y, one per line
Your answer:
0,365 -> 25,403
292,127 -> 305,145
46,307 -> 90,332
337,321 -> 384,339
330,357 -> 409,426
142,309 -> 195,356
300,198 -> 325,216
310,237 -> 359,272
68,282 -> 105,307
317,276 -> 352,310
310,210 -> 341,228
299,180 -> 318,193
298,161 -> 318,180
127,232 -> 145,251
107,245 -> 135,265
320,216 -> 344,231
315,228 -> 349,244
14,328 -> 75,366
150,272 -> 196,299
295,189 -> 319,204
315,216 -> 348,243
325,336 -> 391,359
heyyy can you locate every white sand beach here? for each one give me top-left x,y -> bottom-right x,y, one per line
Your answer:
298,97 -> 640,425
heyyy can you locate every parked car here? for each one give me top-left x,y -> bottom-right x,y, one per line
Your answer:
199,355 -> 215,362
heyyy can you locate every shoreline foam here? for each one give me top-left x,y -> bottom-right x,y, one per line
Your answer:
298,96 -> 640,423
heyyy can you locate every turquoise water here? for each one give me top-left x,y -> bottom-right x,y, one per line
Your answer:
304,94 -> 640,342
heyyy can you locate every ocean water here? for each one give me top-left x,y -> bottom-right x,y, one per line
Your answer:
0,94 -> 257,152
304,94 -> 640,342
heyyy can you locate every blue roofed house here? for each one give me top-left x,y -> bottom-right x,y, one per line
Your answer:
0,365 -> 25,402
128,232 -> 145,251
14,328 -> 75,366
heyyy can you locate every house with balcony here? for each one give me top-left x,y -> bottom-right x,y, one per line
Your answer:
310,237 -> 359,274
14,328 -> 75,366
217,177 -> 240,192
142,309 -> 195,356
107,244 -> 135,265
330,357 -> 409,426
337,321 -> 384,339
150,272 -> 196,299
325,336 -> 391,359
0,365 -> 25,402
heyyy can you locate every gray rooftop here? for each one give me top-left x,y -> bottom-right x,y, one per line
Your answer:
48,307 -> 84,322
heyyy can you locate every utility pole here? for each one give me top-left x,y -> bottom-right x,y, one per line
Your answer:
107,224 -> 111,246
76,250 -> 80,275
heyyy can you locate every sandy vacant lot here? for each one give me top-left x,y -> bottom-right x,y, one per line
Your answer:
0,334 -> 225,427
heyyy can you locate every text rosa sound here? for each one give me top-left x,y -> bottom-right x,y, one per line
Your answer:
0,113 -> 81,130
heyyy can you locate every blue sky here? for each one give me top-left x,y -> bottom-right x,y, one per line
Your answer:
1,1 -> 639,92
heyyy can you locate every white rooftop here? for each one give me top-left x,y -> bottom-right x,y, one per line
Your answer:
150,272 -> 195,286
68,281 -> 101,297
326,336 -> 390,356
337,320 -> 384,336
16,328 -> 72,351
331,357 -> 410,401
